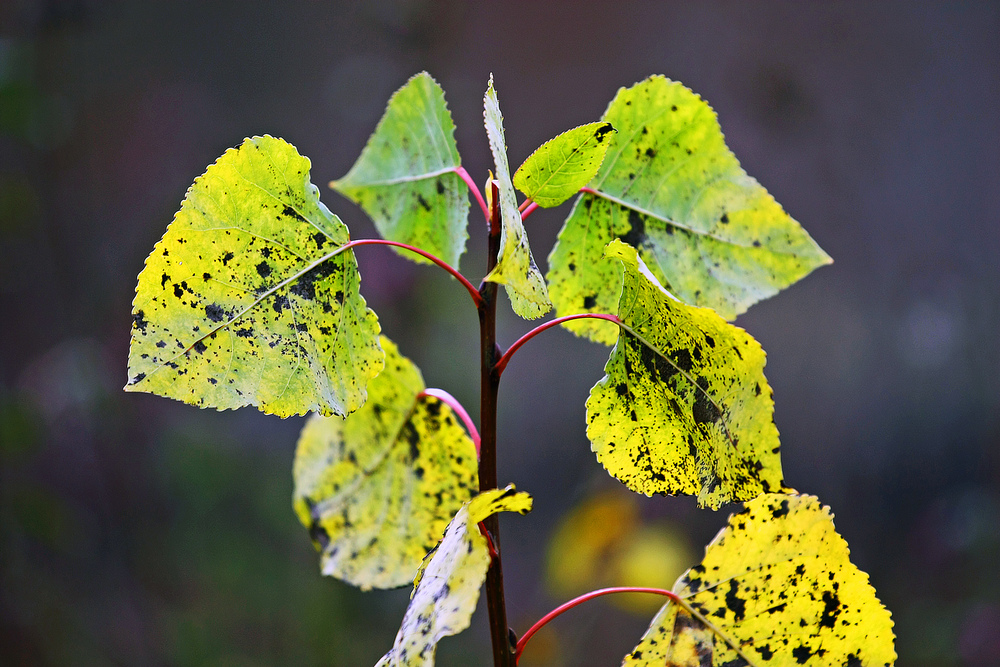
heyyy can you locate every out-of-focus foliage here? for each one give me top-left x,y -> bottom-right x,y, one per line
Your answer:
545,490 -> 694,614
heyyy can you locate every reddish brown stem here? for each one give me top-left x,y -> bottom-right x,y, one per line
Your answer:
421,388 -> 481,456
479,181 -> 515,667
515,587 -> 681,663
454,165 -> 491,223
340,238 -> 482,308
493,313 -> 622,378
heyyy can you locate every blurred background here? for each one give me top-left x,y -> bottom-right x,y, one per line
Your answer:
1,1 -> 998,665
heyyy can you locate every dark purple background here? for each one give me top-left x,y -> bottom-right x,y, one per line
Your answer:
2,2 -> 998,665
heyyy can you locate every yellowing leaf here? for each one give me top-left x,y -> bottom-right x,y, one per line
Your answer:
587,240 -> 782,509
331,72 -> 470,268
375,486 -> 533,667
624,493 -> 896,667
293,337 -> 478,590
513,122 -> 616,208
548,76 -> 831,343
482,76 -> 552,319
126,136 -> 383,418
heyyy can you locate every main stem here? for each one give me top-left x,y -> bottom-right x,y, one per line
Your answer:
479,182 -> 514,667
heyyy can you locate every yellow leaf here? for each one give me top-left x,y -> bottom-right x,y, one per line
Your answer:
547,76 -> 831,343
624,493 -> 896,667
293,337 -> 478,590
588,240 -> 783,509
127,136 -> 383,417
376,486 -> 533,667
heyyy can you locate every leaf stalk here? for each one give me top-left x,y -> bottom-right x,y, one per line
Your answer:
515,587 -> 681,663
420,388 -> 481,456
340,238 -> 482,307
454,165 -> 491,224
493,313 -> 623,378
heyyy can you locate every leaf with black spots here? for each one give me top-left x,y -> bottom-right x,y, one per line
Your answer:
375,486 -> 533,667
624,493 -> 896,667
482,76 -> 552,319
127,136 -> 383,417
587,240 -> 782,509
513,122 -> 616,208
548,76 -> 831,343
331,72 -> 469,268
293,337 -> 478,590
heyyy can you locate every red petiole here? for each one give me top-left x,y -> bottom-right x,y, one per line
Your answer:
519,200 -> 539,220
454,166 -> 491,224
493,313 -> 622,378
515,587 -> 681,663
339,238 -> 482,308
421,388 -> 481,457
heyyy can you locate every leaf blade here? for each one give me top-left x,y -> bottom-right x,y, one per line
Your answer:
513,122 -> 615,208
375,486 -> 533,667
127,135 -> 383,417
547,76 -> 831,341
331,72 -> 470,268
624,493 -> 896,667
482,76 -> 552,319
587,240 -> 782,509
293,337 -> 479,590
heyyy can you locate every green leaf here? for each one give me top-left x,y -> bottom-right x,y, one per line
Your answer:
126,136 -> 383,418
331,72 -> 469,268
482,76 -> 552,319
624,493 -> 896,667
512,122 -> 616,207
293,337 -> 479,590
375,486 -> 533,667
587,240 -> 782,509
547,76 -> 831,343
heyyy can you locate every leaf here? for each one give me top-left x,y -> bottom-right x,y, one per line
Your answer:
482,75 -> 552,319
547,75 -> 831,343
513,122 -> 616,207
331,72 -> 469,268
624,493 -> 896,667
126,136 -> 383,418
292,337 -> 479,590
375,486 -> 533,667
587,240 -> 782,509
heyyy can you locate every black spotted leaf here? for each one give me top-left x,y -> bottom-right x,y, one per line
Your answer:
587,240 -> 782,509
482,76 -> 552,319
375,486 -> 533,667
623,493 -> 896,667
126,136 -> 383,418
293,337 -> 479,590
331,72 -> 470,268
548,76 -> 831,343
512,122 -> 616,208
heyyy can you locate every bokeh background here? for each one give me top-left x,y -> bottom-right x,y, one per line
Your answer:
2,2 -> 998,665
